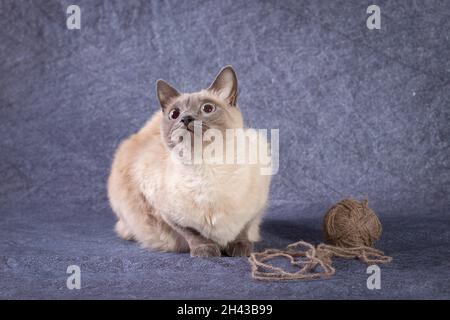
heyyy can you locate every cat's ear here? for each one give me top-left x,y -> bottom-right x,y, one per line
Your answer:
156,80 -> 180,111
208,65 -> 238,106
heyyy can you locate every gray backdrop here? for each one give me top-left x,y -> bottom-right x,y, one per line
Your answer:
1,0 -> 449,299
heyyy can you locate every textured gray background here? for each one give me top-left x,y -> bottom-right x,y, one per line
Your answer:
1,0 -> 449,299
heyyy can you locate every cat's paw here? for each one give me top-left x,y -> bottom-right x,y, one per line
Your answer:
190,244 -> 221,258
115,220 -> 134,241
225,240 -> 253,257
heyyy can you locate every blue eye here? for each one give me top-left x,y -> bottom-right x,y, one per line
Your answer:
202,103 -> 215,113
169,108 -> 180,119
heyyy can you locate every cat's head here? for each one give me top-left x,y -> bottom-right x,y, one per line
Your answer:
156,66 -> 244,149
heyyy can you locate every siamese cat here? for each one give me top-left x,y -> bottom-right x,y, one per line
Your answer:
108,66 -> 272,257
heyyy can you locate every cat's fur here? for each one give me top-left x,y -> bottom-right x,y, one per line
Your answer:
107,66 -> 272,257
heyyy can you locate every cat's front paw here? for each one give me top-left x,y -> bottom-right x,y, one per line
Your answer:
190,244 -> 221,258
225,240 -> 253,257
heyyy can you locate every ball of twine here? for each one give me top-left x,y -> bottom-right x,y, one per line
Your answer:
249,198 -> 392,281
323,199 -> 382,248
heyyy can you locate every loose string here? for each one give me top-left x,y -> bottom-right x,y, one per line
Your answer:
249,240 -> 392,281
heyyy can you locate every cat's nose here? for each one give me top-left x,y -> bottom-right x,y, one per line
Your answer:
180,115 -> 194,126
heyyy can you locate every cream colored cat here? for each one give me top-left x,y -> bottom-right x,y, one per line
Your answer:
107,66 -> 272,257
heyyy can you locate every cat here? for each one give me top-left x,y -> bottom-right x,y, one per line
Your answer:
107,66 -> 272,257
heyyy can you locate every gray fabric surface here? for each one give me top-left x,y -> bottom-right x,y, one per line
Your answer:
1,0 -> 449,299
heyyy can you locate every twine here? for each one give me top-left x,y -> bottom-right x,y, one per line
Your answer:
249,199 -> 393,281
323,199 -> 382,247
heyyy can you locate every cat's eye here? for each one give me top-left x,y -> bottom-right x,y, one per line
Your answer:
169,108 -> 180,120
201,103 -> 215,114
